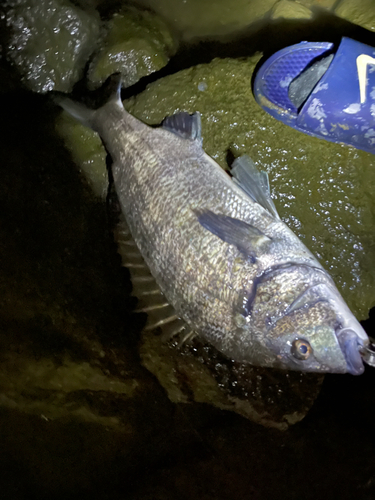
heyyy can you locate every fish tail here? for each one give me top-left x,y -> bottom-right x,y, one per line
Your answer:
52,73 -> 123,129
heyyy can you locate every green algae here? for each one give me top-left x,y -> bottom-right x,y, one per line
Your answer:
56,113 -> 108,198
58,56 -> 375,320
88,6 -> 177,89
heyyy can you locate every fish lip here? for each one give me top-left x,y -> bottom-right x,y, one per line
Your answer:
336,329 -> 365,375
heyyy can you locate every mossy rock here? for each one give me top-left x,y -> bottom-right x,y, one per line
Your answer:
88,6 -> 177,89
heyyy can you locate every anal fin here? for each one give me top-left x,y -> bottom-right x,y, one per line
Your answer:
113,212 -> 189,343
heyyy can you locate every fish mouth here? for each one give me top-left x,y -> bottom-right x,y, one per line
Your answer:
336,329 -> 365,375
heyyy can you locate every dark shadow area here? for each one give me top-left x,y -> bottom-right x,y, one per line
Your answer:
0,86 -> 141,354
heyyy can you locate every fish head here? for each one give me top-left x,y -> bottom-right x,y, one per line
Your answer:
263,282 -> 368,375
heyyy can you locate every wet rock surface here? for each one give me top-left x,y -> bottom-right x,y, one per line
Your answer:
0,89 -> 203,498
2,98 -> 375,496
4,0 -> 101,93
2,0 -> 375,499
134,0 -> 278,40
87,6 -> 177,89
141,331 -> 323,430
3,1 -> 176,94
335,0 -> 375,32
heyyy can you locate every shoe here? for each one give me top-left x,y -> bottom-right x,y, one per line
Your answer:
253,37 -> 375,154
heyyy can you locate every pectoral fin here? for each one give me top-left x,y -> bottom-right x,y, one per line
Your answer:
231,155 -> 280,220
197,210 -> 271,261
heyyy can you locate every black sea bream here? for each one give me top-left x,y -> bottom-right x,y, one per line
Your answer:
55,74 -> 369,375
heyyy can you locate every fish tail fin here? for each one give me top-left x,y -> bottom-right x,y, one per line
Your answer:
53,94 -> 96,128
52,73 -> 123,129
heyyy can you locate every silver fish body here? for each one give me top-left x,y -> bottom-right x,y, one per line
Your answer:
56,75 -> 369,375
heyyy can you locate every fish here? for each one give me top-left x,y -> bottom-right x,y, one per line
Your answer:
54,73 -> 369,375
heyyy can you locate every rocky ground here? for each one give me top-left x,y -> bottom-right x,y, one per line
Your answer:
1,0 -> 375,499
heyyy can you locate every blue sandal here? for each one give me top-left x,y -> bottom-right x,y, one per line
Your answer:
253,37 -> 375,154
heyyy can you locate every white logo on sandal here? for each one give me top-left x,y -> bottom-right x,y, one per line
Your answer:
356,54 -> 375,104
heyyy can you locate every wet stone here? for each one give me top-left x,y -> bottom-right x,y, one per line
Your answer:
334,0 -> 375,32
271,0 -> 313,19
87,6 -> 177,89
4,0 -> 101,93
140,329 -> 323,430
0,90 -> 205,496
132,0 -> 278,40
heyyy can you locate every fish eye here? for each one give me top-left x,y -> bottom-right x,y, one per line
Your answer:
291,339 -> 312,360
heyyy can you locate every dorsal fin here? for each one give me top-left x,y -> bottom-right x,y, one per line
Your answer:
162,112 -> 202,141
231,155 -> 280,220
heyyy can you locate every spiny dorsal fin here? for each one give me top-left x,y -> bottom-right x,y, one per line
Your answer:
197,210 -> 271,263
231,155 -> 280,220
162,112 -> 202,141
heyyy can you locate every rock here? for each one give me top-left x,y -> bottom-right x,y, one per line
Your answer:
294,0 -> 337,9
133,0 -> 278,40
56,112 -> 107,198
53,1 -> 375,431
88,6 -> 177,89
271,0 -> 313,19
56,57 -> 325,429
4,0 -> 101,93
140,328 -> 323,430
334,0 -> 375,32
